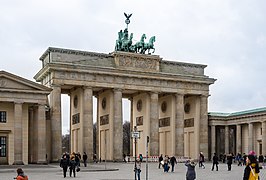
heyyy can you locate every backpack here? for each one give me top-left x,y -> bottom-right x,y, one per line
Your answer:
249,166 -> 259,180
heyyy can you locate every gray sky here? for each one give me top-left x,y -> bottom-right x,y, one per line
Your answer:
1,0 -> 266,134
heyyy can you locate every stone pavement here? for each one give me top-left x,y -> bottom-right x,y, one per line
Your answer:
0,162 -> 266,180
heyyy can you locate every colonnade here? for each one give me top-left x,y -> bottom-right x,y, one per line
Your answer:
210,121 -> 266,157
49,85 -> 209,161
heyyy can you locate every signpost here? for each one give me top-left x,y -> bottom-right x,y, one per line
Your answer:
132,126 -> 140,180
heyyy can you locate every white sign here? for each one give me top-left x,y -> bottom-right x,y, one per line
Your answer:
131,131 -> 140,139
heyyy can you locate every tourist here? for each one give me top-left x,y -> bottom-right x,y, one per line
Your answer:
185,160 -> 197,180
135,158 -> 141,180
15,168 -> 28,180
158,154 -> 163,169
139,154 -> 143,162
243,154 -> 260,180
227,153 -> 233,171
60,155 -> 69,178
258,154 -> 264,169
163,155 -> 170,172
93,153 -> 98,163
199,152 -> 205,169
211,153 -> 219,171
83,152 -> 88,167
123,153 -> 127,163
69,153 -> 77,177
236,153 -> 242,166
170,155 -> 177,172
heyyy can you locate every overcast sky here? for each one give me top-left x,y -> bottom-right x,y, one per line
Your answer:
1,0 -> 266,134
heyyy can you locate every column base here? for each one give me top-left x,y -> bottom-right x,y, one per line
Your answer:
13,161 -> 24,165
37,160 -> 48,165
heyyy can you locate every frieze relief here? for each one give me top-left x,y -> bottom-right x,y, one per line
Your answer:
55,71 -> 208,91
116,55 -> 159,72
0,78 -> 7,87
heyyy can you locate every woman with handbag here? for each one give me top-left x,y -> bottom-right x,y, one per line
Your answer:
243,155 -> 260,180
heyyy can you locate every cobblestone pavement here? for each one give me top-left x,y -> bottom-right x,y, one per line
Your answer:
0,162 -> 266,180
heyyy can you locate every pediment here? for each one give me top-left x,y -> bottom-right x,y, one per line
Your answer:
0,71 -> 51,92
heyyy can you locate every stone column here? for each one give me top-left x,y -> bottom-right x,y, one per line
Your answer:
199,95 -> 209,157
211,125 -> 216,156
248,123 -> 254,151
262,121 -> 266,155
83,87 -> 93,162
236,125 -> 242,153
225,126 -> 229,154
129,97 -> 133,157
96,95 -> 99,159
113,89 -> 123,161
50,85 -> 62,161
37,104 -> 47,164
28,107 -> 34,163
175,93 -> 184,157
150,92 -> 159,156
13,102 -> 23,165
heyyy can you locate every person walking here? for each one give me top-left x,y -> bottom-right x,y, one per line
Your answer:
158,154 -> 163,169
123,153 -> 127,163
199,152 -> 205,169
69,153 -> 77,177
211,153 -> 219,171
15,168 -> 28,180
83,152 -> 88,167
170,155 -> 177,172
163,155 -> 170,172
60,155 -> 69,178
227,153 -> 233,171
135,158 -> 141,180
243,154 -> 260,180
185,160 -> 197,180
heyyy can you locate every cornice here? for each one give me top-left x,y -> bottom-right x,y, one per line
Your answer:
162,60 -> 207,69
39,47 -> 112,61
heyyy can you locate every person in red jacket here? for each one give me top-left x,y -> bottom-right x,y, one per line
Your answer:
16,168 -> 28,180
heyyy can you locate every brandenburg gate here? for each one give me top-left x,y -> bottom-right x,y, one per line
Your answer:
34,46 -> 215,162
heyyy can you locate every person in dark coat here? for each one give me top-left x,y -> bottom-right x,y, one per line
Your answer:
185,160 -> 197,180
243,155 -> 260,180
83,152 -> 88,167
199,152 -> 205,169
211,153 -> 219,171
60,155 -> 69,178
158,154 -> 163,169
227,153 -> 233,171
69,153 -> 77,177
170,156 -> 177,172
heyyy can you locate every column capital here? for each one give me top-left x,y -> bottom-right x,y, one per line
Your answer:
82,86 -> 92,90
113,88 -> 123,92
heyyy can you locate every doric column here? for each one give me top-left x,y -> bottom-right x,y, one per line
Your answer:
248,123 -> 254,151
113,89 -> 123,161
28,107 -> 34,163
175,93 -> 184,156
13,102 -> 23,165
211,125 -> 216,156
150,92 -> 159,156
236,125 -> 242,153
83,87 -> 93,162
96,95 -> 99,158
225,126 -> 229,154
262,121 -> 266,155
129,97 -> 133,156
50,85 -> 62,161
199,95 -> 209,157
37,104 -> 47,164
